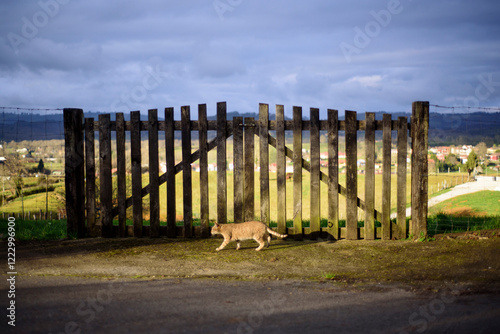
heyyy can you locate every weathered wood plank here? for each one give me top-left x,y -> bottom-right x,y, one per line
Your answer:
165,107 -> 176,237
84,117 -> 96,237
327,109 -> 339,240
364,112 -> 376,240
276,105 -> 287,234
148,109 -> 160,237
259,103 -> 270,226
233,117 -> 244,224
309,108 -> 321,239
244,117 -> 255,221
181,106 -> 193,238
382,113 -> 392,240
397,116 -> 408,239
217,102 -> 227,224
93,119 -> 408,133
64,108 -> 85,238
198,104 -> 210,237
116,113 -> 127,237
293,106 -> 303,240
130,111 -> 143,237
411,101 -> 429,238
345,110 -> 358,240
99,114 -> 113,238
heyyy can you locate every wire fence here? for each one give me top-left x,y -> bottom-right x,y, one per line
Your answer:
428,214 -> 500,236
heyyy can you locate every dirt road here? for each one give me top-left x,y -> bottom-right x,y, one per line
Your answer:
3,276 -> 500,333
2,235 -> 500,333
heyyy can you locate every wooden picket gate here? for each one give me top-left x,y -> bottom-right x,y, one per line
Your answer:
64,101 -> 429,240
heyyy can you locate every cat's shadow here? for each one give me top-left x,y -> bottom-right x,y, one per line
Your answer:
231,239 -> 337,251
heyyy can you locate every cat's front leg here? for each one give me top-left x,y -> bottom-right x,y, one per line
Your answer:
216,239 -> 229,251
236,241 -> 241,250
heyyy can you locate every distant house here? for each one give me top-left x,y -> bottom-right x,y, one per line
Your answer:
490,153 -> 500,161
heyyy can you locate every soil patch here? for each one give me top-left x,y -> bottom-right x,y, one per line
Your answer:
5,232 -> 500,292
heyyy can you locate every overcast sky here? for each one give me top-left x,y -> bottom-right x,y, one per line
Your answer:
1,0 -> 500,118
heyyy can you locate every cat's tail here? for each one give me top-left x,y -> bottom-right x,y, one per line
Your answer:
267,228 -> 287,239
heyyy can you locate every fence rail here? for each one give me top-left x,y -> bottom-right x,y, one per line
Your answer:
64,101 -> 429,240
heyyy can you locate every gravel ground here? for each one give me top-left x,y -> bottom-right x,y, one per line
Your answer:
2,275 -> 500,334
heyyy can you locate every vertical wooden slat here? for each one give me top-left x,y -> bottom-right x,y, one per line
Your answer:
64,108 -> 85,238
327,109 -> 339,240
382,113 -> 392,240
233,117 -> 244,224
397,116 -> 408,239
276,105 -> 287,234
148,109 -> 160,237
116,113 -> 127,237
84,117 -> 96,237
364,112 -> 376,240
198,104 -> 209,237
411,101 -> 429,238
217,102 -> 227,225
99,114 -> 113,237
293,106 -> 303,240
309,108 -> 320,239
130,111 -> 143,237
181,106 -> 192,237
345,110 -> 358,240
165,107 -> 176,237
244,117 -> 255,221
259,104 -> 270,226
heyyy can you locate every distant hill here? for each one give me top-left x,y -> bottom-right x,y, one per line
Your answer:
1,110 -> 499,146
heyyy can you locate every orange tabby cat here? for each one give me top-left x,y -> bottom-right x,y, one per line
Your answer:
211,221 -> 287,251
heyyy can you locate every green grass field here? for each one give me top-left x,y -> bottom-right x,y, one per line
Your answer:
427,190 -> 500,235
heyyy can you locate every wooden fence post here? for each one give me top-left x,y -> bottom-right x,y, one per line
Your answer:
149,109 -> 160,237
327,109 -> 339,240
233,117 -> 244,224
217,102 -> 227,224
130,111 -> 143,237
198,104 -> 210,237
293,106 -> 303,240
259,104 -> 270,226
276,105 -> 287,234
181,106 -> 192,237
64,108 -> 85,238
116,113 -> 127,237
244,117 -> 256,221
84,117 -> 96,237
381,113 -> 392,240
396,116 -> 408,239
165,107 -> 176,237
309,108 -> 320,239
364,112 -> 376,240
411,101 -> 429,238
345,110 -> 358,240
99,114 -> 113,238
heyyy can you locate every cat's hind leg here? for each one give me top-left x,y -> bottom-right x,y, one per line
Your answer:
255,237 -> 266,251
236,241 -> 241,250
266,234 -> 271,248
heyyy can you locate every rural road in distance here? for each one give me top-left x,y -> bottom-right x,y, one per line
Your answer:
2,275 -> 500,334
394,178 -> 500,219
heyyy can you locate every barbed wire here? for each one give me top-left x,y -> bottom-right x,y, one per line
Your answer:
430,104 -> 500,112
0,107 -> 64,112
